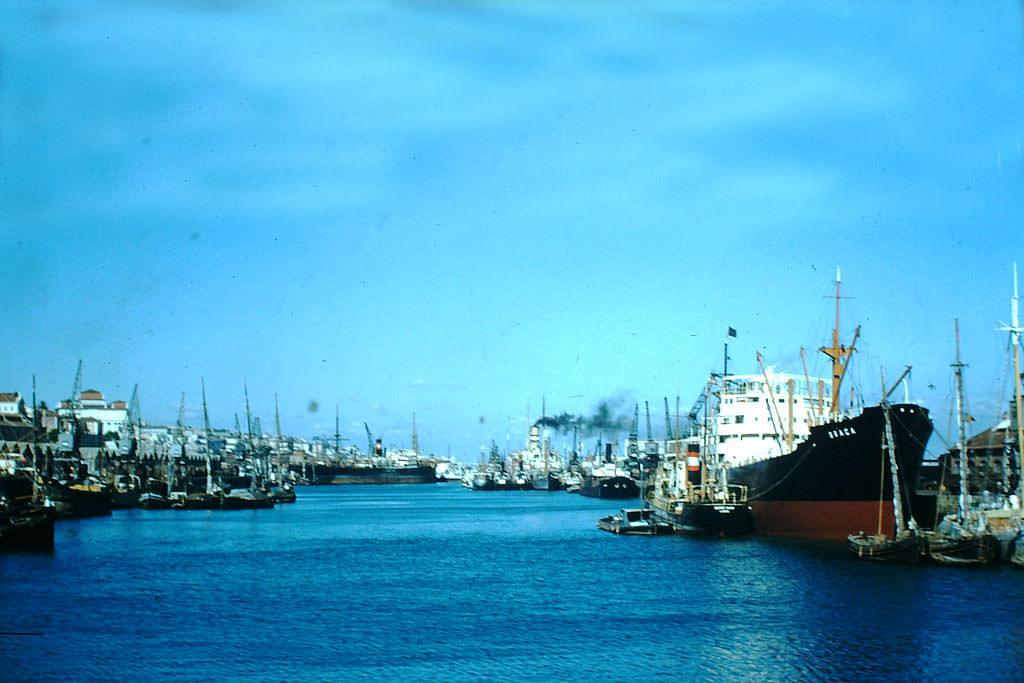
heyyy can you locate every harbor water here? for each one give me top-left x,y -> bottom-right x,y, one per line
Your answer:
3,485 -> 1023,681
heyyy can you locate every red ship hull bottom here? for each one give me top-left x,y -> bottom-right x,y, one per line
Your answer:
751,500 -> 895,541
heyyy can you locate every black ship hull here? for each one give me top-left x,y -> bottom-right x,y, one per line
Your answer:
580,475 -> 639,500
727,404 -> 932,541
293,464 -> 436,485
659,502 -> 754,536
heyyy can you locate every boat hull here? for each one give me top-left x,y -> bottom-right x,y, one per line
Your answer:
580,476 -> 639,499
297,465 -> 436,485
667,502 -> 754,536
728,404 -> 932,541
45,481 -> 112,519
847,532 -> 923,563
531,473 -> 564,491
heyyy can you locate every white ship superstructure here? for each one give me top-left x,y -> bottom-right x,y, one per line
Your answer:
716,371 -> 833,467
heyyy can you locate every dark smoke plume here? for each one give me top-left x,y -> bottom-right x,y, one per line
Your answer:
534,396 -> 632,434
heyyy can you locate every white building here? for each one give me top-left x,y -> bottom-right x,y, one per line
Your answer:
60,389 -> 129,436
0,392 -> 26,418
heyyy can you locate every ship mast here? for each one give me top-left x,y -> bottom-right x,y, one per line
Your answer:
999,263 -> 1024,508
953,319 -> 969,523
412,412 -> 420,458
202,379 -> 213,495
818,268 -> 859,418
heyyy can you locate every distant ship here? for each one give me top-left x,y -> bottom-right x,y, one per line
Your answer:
579,463 -> 640,499
715,271 -> 933,541
296,427 -> 437,485
308,462 -> 437,485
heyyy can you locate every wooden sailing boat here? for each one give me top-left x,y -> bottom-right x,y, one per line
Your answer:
848,370 -> 922,562
926,320 -> 1000,566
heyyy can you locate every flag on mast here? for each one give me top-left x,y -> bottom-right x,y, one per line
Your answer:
727,327 -> 737,338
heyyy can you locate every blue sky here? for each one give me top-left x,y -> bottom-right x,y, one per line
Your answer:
2,1 -> 1023,460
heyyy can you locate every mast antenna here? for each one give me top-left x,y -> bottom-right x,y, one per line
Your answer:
818,268 -> 858,418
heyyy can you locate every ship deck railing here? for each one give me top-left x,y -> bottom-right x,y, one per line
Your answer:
688,484 -> 748,504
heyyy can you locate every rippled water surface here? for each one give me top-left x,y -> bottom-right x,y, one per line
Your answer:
3,485 -> 1023,681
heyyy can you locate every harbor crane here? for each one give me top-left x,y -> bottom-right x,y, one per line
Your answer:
644,401 -> 652,440
664,397 -> 673,441
70,359 -> 83,413
686,387 -> 709,438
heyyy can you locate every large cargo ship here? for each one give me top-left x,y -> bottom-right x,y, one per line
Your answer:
713,271 -> 934,540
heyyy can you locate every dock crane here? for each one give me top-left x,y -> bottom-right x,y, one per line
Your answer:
664,397 -> 673,441
627,403 -> 640,458
70,359 -> 83,413
120,384 -> 141,456
365,422 -> 375,458
686,387 -> 710,438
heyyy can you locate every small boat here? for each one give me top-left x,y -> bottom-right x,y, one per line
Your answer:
926,527 -> 1001,566
138,491 -> 172,510
597,508 -> 673,535
44,476 -> 112,518
110,474 -> 142,510
268,482 -> 297,504
925,321 -> 1001,567
220,488 -> 274,510
645,391 -> 753,537
848,392 -> 924,563
0,474 -> 56,550
171,492 -> 221,510
848,531 -> 923,563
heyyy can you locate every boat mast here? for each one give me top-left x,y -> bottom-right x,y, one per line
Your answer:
714,328 -> 737,494
818,268 -> 859,418
202,379 -> 213,495
176,392 -> 187,495
1000,263 -> 1024,508
880,368 -> 911,536
274,393 -> 282,480
953,319 -> 969,523
411,412 -> 420,459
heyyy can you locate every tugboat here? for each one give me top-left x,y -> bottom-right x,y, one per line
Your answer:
647,356 -> 754,536
647,439 -> 753,536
